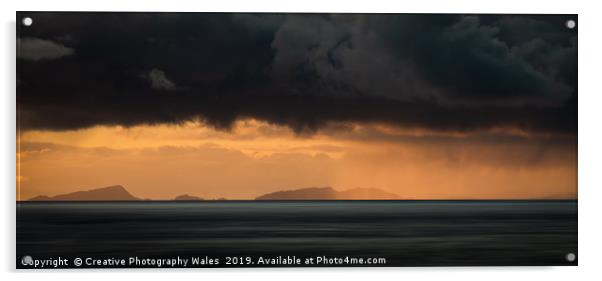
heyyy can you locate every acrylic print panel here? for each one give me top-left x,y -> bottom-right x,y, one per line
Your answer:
16,12 -> 577,268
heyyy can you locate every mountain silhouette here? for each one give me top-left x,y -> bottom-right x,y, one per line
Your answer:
28,185 -> 140,201
173,194 -> 204,201
255,186 -> 400,200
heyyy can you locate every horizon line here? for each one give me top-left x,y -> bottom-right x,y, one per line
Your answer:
17,199 -> 578,203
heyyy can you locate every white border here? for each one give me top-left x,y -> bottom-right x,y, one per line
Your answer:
2,1 -> 601,280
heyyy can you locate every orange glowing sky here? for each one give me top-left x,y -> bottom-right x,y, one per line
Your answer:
17,119 -> 577,200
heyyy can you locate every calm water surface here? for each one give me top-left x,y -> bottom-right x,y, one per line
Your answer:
16,201 -> 577,267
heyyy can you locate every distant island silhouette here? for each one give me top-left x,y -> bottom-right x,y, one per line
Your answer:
24,185 -> 575,201
27,185 -> 220,201
255,186 -> 400,200
26,185 -> 401,201
28,185 -> 141,201
173,194 -> 204,201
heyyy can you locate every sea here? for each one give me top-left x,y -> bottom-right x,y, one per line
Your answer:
16,200 -> 577,268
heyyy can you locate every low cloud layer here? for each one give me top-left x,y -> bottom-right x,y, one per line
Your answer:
17,13 -> 577,136
17,37 -> 74,61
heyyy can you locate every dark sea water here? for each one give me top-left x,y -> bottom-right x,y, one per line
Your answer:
16,201 -> 577,267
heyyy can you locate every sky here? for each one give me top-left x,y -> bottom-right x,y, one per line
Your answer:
16,13 -> 577,200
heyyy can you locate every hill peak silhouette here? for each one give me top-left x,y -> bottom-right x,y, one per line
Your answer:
173,194 -> 204,201
28,185 -> 140,201
255,186 -> 400,200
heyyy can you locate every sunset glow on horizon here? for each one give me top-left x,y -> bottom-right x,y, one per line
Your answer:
17,118 -> 577,200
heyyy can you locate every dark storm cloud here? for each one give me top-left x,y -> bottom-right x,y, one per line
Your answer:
16,13 -> 577,135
